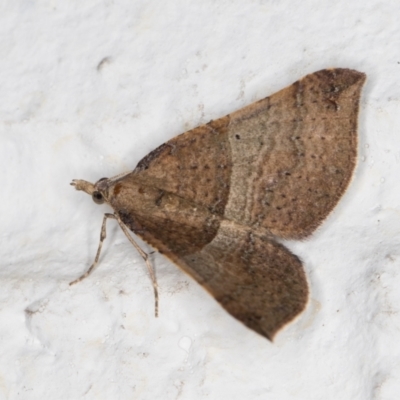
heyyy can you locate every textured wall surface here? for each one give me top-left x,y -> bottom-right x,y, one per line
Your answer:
1,1 -> 399,399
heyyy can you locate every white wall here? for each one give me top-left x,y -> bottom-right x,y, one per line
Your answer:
1,1 -> 399,399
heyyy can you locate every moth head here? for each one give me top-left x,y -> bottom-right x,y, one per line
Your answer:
70,177 -> 109,205
92,177 -> 109,204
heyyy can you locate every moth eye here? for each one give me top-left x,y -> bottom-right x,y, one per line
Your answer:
92,191 -> 104,204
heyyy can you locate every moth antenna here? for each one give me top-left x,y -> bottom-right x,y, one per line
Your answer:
107,170 -> 132,183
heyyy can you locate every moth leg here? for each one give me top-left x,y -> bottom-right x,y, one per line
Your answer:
69,213 -> 116,286
114,213 -> 159,318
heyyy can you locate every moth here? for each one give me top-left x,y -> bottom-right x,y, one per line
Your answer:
71,68 -> 366,340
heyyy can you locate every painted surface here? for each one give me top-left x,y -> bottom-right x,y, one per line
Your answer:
0,1 -> 399,399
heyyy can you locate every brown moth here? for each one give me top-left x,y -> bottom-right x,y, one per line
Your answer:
71,68 -> 366,340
